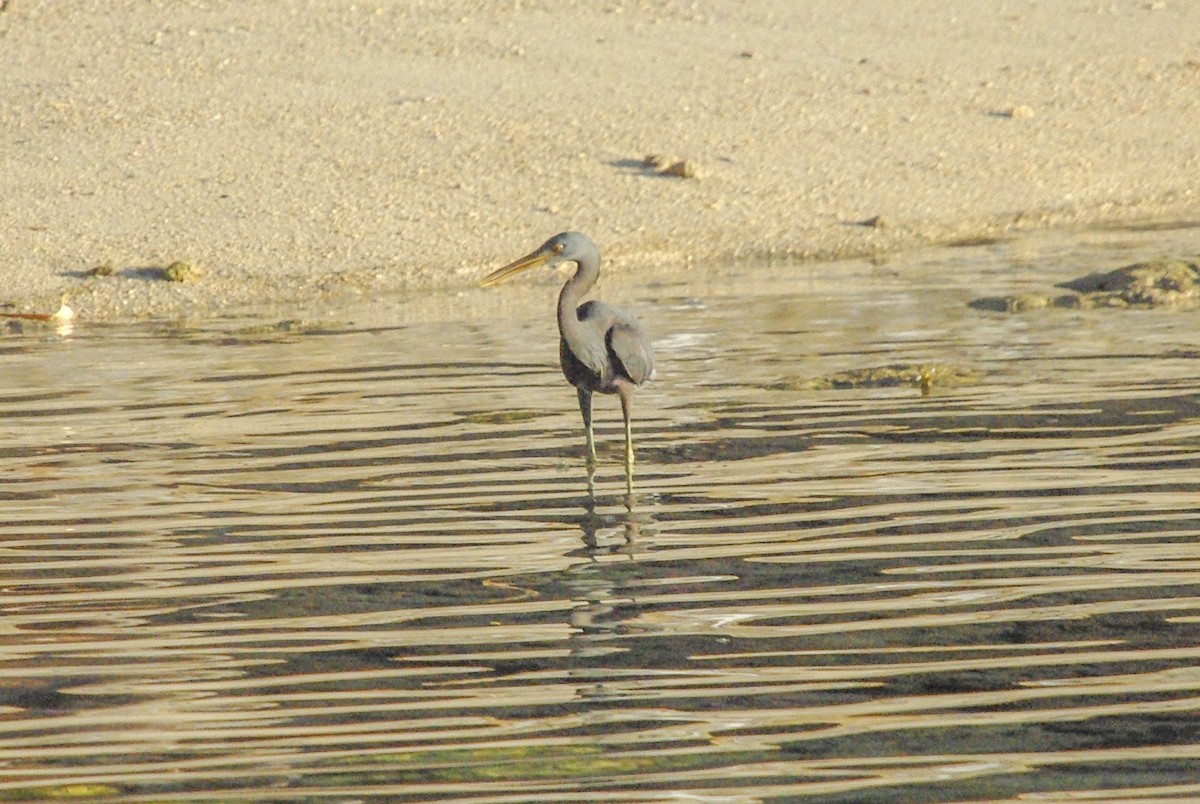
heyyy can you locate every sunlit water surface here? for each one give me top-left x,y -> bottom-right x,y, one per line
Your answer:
4,228 -> 1200,802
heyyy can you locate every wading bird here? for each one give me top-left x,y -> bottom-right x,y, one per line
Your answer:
480,232 -> 654,493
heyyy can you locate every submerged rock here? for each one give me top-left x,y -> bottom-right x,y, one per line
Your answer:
1057,258 -> 1200,307
230,319 -> 332,337
770,363 -> 984,394
970,257 -> 1200,312
968,293 -> 1081,312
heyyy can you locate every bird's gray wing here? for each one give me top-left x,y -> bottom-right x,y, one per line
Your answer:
608,323 -> 654,386
559,301 -> 609,379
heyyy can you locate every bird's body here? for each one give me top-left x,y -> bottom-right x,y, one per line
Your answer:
559,299 -> 651,387
480,232 -> 654,492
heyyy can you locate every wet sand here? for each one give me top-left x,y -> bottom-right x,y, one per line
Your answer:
2,1 -> 1199,320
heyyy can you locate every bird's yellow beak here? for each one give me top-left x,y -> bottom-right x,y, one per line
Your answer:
479,247 -> 553,287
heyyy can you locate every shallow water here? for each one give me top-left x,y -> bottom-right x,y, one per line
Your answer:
4,227 -> 1200,802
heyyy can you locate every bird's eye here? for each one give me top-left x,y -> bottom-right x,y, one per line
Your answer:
553,243 -> 564,253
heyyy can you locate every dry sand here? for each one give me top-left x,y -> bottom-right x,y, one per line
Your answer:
3,1 -> 1200,320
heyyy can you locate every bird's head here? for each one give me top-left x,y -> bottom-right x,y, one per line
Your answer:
479,232 -> 595,287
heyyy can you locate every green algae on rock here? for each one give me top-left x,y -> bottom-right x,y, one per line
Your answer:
1057,258 -> 1200,307
970,258 -> 1200,312
162,260 -> 204,283
769,363 -> 985,394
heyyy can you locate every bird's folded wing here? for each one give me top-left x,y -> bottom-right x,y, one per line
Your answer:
608,324 -> 655,386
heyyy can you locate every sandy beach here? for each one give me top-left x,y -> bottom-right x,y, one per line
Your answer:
2,0 -> 1199,320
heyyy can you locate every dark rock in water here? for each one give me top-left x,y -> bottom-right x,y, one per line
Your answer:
970,258 -> 1200,312
968,293 -> 1079,313
1050,293 -> 1084,309
968,296 -> 1018,313
1056,259 -> 1200,306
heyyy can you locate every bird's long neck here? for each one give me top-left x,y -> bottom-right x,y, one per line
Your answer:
556,243 -> 600,335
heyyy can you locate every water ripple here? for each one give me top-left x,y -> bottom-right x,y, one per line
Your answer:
4,233 -> 1200,800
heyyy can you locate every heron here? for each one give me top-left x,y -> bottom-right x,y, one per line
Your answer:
479,232 -> 654,493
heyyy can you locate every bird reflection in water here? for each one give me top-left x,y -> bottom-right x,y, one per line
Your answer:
567,489 -> 653,682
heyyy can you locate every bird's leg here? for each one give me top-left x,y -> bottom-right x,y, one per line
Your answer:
618,383 -> 635,496
577,386 -> 597,467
